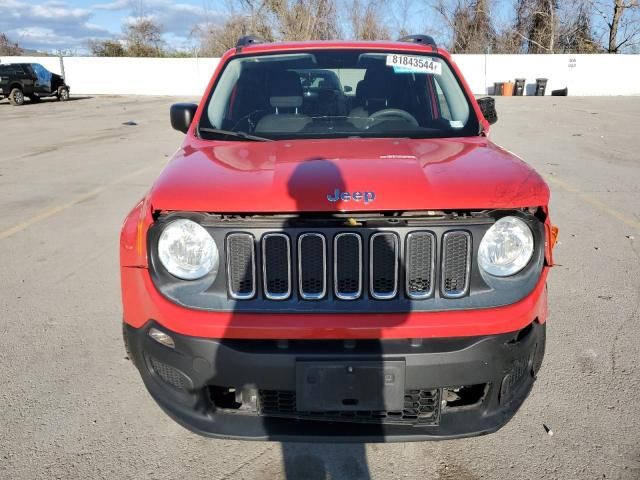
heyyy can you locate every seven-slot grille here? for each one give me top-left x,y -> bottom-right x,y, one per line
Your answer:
225,230 -> 472,301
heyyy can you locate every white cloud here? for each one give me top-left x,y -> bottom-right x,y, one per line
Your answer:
116,0 -> 220,38
0,1 -> 112,52
0,0 -> 225,52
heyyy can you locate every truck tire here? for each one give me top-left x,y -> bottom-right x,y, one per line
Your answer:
9,88 -> 25,106
57,87 -> 70,101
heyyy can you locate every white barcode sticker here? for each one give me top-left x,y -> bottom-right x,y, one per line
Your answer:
385,54 -> 442,75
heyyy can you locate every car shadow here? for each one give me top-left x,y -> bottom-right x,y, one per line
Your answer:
215,158 -> 411,479
0,95 -> 93,106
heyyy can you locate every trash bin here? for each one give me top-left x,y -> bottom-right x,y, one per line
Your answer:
503,81 -> 515,96
493,82 -> 504,96
535,78 -> 548,96
514,78 -> 526,96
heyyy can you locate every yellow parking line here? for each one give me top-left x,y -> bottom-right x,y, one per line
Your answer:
545,175 -> 640,232
0,165 -> 155,241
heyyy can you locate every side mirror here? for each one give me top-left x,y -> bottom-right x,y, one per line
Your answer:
476,96 -> 497,125
170,103 -> 198,133
344,85 -> 353,93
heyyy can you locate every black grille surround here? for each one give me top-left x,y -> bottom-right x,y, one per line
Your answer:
147,212 -> 546,313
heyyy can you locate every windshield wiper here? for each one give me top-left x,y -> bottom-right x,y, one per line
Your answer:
198,127 -> 273,142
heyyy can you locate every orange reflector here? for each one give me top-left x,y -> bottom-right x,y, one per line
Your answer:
551,225 -> 559,249
136,218 -> 144,256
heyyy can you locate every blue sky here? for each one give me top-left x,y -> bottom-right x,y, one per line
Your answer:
0,0 -> 227,53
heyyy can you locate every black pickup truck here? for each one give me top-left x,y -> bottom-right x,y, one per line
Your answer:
0,63 -> 70,106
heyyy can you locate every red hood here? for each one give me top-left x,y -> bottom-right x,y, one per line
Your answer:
149,137 -> 549,213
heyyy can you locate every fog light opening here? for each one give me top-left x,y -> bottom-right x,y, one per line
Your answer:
148,327 -> 175,349
208,386 -> 243,410
444,384 -> 487,409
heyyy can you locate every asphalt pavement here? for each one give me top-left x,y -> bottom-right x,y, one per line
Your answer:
0,94 -> 639,479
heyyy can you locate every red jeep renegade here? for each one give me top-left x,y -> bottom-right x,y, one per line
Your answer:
120,35 -> 555,441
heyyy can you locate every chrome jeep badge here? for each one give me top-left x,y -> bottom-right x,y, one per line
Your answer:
327,189 -> 376,204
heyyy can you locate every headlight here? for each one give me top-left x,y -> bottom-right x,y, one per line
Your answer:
158,219 -> 219,280
478,216 -> 534,276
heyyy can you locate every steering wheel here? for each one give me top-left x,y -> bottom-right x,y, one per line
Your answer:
367,108 -> 419,127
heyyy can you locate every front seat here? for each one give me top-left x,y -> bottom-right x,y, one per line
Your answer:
255,70 -> 311,134
348,67 -> 396,128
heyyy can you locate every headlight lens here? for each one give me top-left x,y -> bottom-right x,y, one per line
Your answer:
478,216 -> 534,276
158,219 -> 218,280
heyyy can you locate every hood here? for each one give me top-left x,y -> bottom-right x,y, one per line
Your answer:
150,137 -> 549,213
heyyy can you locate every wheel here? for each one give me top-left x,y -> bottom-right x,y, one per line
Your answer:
8,88 -> 25,106
57,87 -> 70,101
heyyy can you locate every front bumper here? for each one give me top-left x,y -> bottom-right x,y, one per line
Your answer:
124,319 -> 545,442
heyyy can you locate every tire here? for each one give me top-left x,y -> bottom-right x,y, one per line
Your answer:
8,88 -> 25,106
57,87 -> 70,102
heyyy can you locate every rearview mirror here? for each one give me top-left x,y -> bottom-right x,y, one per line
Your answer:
476,97 -> 497,125
170,103 -> 198,133
344,85 -> 353,93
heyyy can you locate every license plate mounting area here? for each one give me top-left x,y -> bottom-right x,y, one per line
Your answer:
295,360 -> 406,412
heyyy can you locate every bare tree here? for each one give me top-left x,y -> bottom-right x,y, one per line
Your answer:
87,39 -> 127,57
264,0 -> 341,40
393,0 -> 414,37
557,1 -> 601,52
349,0 -> 391,39
124,18 -> 165,57
194,0 -> 342,55
590,0 -> 640,52
493,0 -> 558,53
527,0 -> 557,52
432,0 -> 495,53
194,14 -> 274,56
0,32 -> 22,55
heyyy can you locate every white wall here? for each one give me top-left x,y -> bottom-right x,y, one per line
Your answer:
453,54 -> 640,96
2,54 -> 639,96
62,57 -> 219,96
0,56 -> 218,97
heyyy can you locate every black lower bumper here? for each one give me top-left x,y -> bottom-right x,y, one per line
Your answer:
124,321 -> 545,442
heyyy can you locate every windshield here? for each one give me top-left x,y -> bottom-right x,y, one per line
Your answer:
200,50 -> 479,140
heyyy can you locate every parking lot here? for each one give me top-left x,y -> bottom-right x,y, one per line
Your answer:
0,94 -> 639,479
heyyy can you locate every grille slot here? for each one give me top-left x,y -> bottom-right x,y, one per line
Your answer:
334,233 -> 363,300
298,233 -> 326,300
262,233 -> 291,300
258,389 -> 440,425
226,233 -> 256,300
370,233 -> 399,299
405,232 -> 435,299
441,231 -> 471,298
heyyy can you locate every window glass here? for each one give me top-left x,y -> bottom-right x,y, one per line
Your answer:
202,50 -> 477,140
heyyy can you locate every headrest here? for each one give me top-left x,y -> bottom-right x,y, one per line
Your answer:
362,66 -> 395,101
268,70 -> 303,109
355,80 -> 366,102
